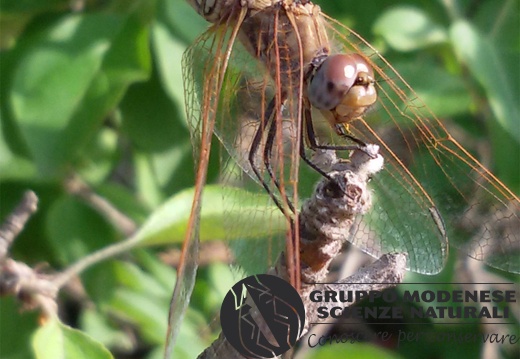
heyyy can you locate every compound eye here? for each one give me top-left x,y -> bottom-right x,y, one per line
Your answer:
308,54 -> 375,111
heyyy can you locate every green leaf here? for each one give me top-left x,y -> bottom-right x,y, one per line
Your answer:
133,249 -> 177,290
120,69 -> 194,199
311,342 -> 404,359
45,195 -> 117,265
121,71 -> 189,153
450,20 -> 520,143
75,126 -> 119,184
108,261 -> 170,344
0,297 -> 38,359
110,287 -> 167,344
10,14 -> 120,174
32,319 -> 113,359
9,13 -> 150,176
155,0 -> 208,45
0,0 -> 67,14
134,185 -> 285,246
374,6 -> 447,51
95,182 -> 150,224
152,20 -> 189,121
0,111 -> 36,180
193,262 -> 237,315
392,61 -> 472,118
112,260 -> 170,298
80,308 -> 132,352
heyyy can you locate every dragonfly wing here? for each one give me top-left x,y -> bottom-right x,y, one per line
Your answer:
212,37 -> 288,274
323,14 -> 520,273
349,119 -> 449,274
165,10 -> 246,357
366,61 -> 520,274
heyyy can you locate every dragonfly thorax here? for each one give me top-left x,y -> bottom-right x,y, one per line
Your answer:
308,54 -> 377,122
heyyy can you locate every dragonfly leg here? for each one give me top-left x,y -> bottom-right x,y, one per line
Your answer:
302,104 -> 364,166
300,105 -> 335,179
334,123 -> 379,159
300,103 -> 381,196
262,100 -> 296,214
248,97 -> 295,214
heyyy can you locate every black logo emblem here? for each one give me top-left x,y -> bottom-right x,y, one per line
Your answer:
220,274 -> 305,358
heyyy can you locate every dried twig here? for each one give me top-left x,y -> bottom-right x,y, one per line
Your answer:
198,147 -> 408,358
0,186 -> 142,317
64,174 -> 137,236
0,190 -> 38,260
0,191 -> 59,318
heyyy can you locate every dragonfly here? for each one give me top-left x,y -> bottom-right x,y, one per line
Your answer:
166,0 -> 520,355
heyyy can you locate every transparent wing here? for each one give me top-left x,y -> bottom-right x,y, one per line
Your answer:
213,39 -> 288,274
321,13 -> 519,274
165,9 -> 246,356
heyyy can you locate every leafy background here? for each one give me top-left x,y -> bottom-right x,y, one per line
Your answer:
0,0 -> 518,358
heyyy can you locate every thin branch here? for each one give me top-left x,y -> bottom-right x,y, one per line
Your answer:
0,185 -> 142,317
197,147 -> 408,358
64,174 -> 137,237
0,191 -> 38,261
52,230 -> 146,288
0,191 -> 58,318
0,259 -> 59,318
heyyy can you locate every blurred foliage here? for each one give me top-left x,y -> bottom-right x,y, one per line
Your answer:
0,0 -> 518,358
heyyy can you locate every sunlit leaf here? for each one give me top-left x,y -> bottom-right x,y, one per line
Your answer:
32,319 -> 113,359
311,342 -> 404,359
374,6 -> 447,51
450,20 -> 520,143
10,13 -> 150,176
134,185 -> 285,246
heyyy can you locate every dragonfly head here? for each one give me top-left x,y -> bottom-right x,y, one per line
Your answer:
308,54 -> 377,121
